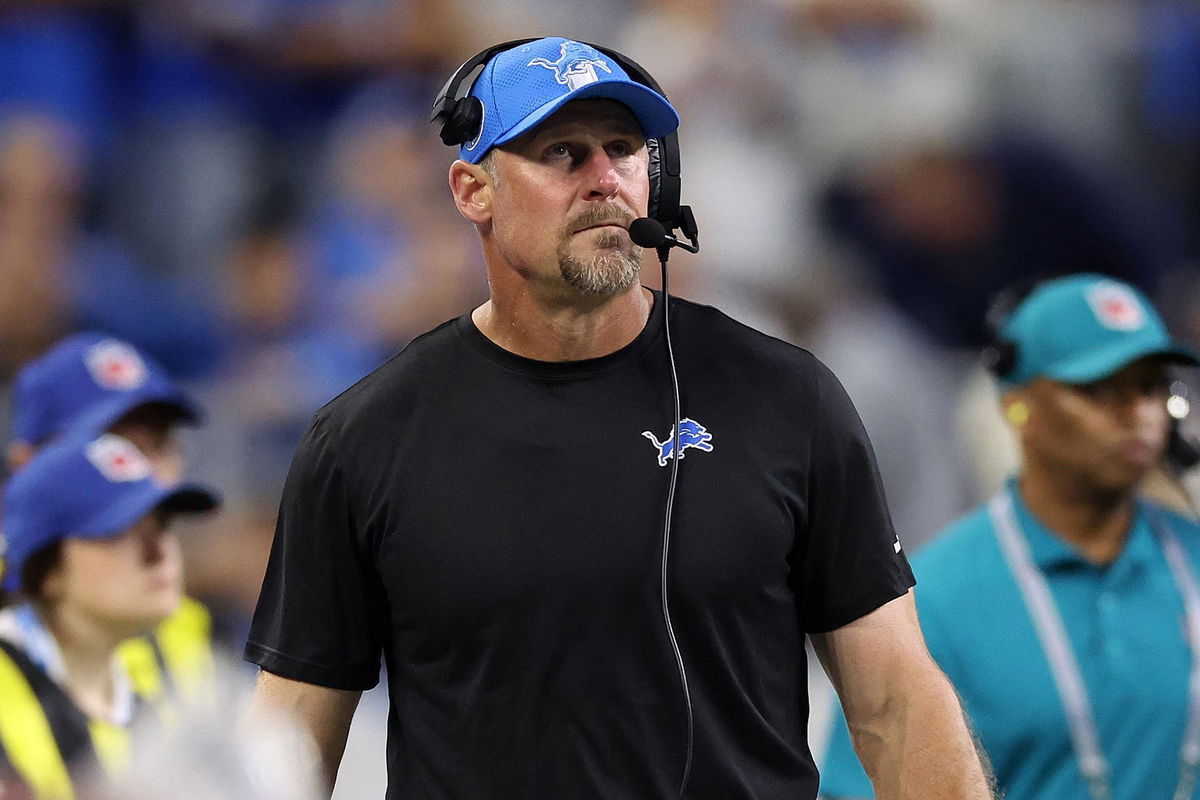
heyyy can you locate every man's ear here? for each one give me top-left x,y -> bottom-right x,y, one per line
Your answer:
1001,389 -> 1032,429
448,160 -> 493,225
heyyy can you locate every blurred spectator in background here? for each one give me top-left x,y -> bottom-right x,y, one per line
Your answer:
619,0 -> 812,334
821,274 -> 1200,800
209,78 -> 486,503
7,333 -> 221,703
0,111 -> 223,384
0,115 -> 76,379
108,0 -> 469,287
0,0 -> 130,174
819,135 -> 1180,351
1143,0 -> 1200,248
0,433 -> 218,799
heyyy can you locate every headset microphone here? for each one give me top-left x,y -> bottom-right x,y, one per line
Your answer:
629,217 -> 699,255
631,210 -> 697,800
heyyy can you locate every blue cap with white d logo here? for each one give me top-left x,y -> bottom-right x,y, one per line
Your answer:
460,37 -> 680,164
1001,273 -> 1199,386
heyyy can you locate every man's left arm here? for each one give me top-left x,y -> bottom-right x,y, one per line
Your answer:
811,591 -> 994,800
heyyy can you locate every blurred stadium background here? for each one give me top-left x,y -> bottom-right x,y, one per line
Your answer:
1,0 -> 1198,794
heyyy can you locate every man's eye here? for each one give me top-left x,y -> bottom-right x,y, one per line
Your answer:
546,144 -> 571,159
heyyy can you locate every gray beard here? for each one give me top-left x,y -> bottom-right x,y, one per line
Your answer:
557,230 -> 642,296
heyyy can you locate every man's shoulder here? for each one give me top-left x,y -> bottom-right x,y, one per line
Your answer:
312,316 -> 465,434
672,296 -> 824,375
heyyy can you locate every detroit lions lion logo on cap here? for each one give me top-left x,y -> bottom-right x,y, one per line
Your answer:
528,41 -> 612,91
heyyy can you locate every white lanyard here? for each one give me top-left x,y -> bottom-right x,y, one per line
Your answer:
989,489 -> 1200,800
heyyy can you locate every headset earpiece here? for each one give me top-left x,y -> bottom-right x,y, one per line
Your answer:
646,137 -> 662,222
983,277 -> 1050,380
437,96 -> 484,147
983,340 -> 1018,379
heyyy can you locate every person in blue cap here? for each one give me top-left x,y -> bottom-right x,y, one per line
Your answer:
7,332 -> 203,482
5,333 -> 217,711
0,432 -> 219,799
244,36 -> 991,799
820,273 -> 1200,800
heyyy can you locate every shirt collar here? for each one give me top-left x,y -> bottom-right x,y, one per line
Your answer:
1005,477 -> 1158,573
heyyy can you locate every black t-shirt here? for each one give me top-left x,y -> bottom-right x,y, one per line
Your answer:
245,293 -> 913,800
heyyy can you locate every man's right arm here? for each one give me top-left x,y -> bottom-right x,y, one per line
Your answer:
811,592 -> 994,800
246,670 -> 362,796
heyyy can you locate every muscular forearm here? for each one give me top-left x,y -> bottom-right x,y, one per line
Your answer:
244,670 -> 362,797
848,668 -> 994,800
814,593 -> 995,800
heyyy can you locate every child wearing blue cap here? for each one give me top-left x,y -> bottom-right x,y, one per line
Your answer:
822,273 -> 1200,800
0,432 -> 219,798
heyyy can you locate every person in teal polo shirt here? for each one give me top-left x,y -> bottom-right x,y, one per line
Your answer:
819,273 -> 1200,800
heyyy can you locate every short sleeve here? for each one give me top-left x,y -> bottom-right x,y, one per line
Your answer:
243,416 -> 385,690
818,705 -> 874,799
797,361 -> 915,633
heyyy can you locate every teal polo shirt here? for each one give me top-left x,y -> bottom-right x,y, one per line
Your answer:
818,483 -> 1200,800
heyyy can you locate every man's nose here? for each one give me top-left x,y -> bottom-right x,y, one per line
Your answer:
582,149 -> 620,199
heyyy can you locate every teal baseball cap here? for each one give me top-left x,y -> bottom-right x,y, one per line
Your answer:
459,37 -> 679,164
999,273 -> 1199,386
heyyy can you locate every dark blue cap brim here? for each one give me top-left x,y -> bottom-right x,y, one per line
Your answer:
2,483 -> 219,592
74,482 -> 219,542
490,78 -> 679,154
70,388 -> 204,442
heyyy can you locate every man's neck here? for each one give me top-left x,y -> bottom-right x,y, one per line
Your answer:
1017,469 -> 1136,565
472,284 -> 654,361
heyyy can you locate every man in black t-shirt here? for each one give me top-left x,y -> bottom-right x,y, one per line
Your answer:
244,36 -> 993,800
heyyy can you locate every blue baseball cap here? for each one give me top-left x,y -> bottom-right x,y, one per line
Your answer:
459,37 -> 679,164
0,433 -> 219,593
10,333 -> 203,447
1000,273 -> 1199,386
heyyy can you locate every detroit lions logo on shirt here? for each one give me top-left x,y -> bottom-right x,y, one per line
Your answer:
642,419 -> 714,467
528,41 -> 613,91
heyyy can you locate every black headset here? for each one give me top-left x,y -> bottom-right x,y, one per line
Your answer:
430,38 -> 696,241
981,278 -> 1046,381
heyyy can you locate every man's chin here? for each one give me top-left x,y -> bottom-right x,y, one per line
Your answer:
559,254 -> 640,297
